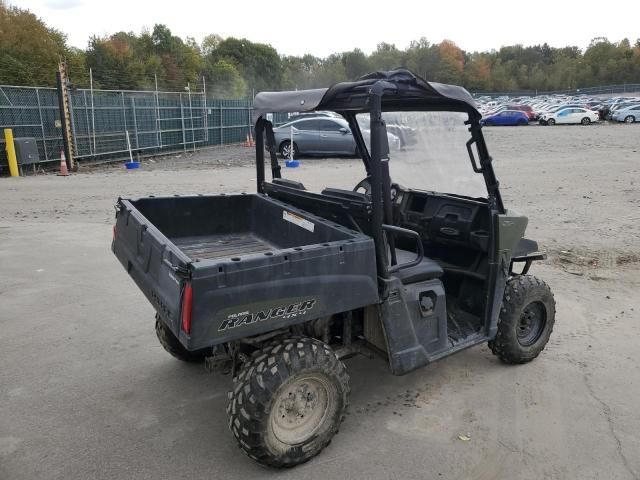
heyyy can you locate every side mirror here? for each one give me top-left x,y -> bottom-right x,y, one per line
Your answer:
339,127 -> 349,134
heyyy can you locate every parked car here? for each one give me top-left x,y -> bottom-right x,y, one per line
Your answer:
385,123 -> 417,147
508,104 -> 537,120
606,102 -> 640,120
287,111 -> 341,122
539,107 -> 599,125
273,116 -> 401,157
611,104 -> 640,123
481,110 -> 530,126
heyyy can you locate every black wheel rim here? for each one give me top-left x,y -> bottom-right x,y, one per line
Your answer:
517,301 -> 547,346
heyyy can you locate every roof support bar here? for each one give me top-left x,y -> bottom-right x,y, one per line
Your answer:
369,81 -> 395,280
255,118 -> 281,193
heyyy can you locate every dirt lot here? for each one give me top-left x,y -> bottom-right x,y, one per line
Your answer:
1,124 -> 639,479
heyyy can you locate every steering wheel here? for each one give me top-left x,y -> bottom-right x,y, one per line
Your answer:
353,177 -> 399,201
353,177 -> 372,196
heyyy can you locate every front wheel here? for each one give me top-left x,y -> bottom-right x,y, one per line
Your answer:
228,336 -> 350,467
279,141 -> 299,159
547,118 -> 556,126
581,117 -> 591,125
624,115 -> 635,124
489,276 -> 556,364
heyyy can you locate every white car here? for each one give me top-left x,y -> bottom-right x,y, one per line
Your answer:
540,107 -> 599,126
611,104 -> 640,123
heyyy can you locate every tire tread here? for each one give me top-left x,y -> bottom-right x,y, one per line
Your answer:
489,275 -> 556,364
228,336 -> 349,468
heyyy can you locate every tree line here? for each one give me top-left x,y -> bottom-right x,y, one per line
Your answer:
2,2 -> 639,96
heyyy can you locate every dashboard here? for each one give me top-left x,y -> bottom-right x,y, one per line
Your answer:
393,187 -> 491,254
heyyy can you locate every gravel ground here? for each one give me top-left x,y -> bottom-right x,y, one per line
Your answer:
1,123 -> 639,479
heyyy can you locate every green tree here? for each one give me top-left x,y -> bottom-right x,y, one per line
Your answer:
85,34 -> 145,89
209,37 -> 281,94
341,49 -> 371,79
0,1 -> 68,86
369,43 -> 405,71
4,2 -> 640,95
205,59 -> 246,97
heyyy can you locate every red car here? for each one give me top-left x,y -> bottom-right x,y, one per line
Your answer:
508,104 -> 537,120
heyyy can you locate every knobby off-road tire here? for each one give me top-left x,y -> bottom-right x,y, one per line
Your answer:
489,275 -> 556,364
155,315 -> 206,363
228,336 -> 350,467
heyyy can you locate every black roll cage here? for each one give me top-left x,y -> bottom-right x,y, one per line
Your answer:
254,78 -> 505,285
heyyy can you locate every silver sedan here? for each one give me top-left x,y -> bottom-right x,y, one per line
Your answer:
273,116 -> 400,158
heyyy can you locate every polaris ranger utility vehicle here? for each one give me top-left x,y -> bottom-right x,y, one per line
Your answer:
112,69 -> 555,467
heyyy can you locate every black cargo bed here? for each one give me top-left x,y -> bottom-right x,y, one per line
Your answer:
112,193 -> 380,351
173,233 -> 276,261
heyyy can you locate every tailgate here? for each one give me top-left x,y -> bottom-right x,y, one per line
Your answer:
112,199 -> 191,335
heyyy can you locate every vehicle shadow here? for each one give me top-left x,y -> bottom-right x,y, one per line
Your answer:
114,343 -> 501,478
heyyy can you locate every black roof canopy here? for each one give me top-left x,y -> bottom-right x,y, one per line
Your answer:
252,68 -> 480,122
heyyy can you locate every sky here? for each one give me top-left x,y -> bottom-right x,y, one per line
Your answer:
14,0 -> 640,56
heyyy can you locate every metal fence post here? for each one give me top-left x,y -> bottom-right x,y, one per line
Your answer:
202,76 -> 208,144
68,91 -> 79,158
180,93 -> 186,152
90,68 -> 96,156
35,88 -> 49,162
121,92 -> 128,152
81,90 -> 92,157
154,74 -> 162,149
187,82 -> 195,152
131,97 -> 139,151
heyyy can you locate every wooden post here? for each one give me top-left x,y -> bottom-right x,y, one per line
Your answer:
56,61 -> 76,171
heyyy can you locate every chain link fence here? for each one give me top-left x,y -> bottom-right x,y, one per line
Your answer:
1,84 -> 263,170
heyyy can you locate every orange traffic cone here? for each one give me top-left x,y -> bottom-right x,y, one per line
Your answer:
57,150 -> 69,176
248,131 -> 255,147
244,134 -> 251,147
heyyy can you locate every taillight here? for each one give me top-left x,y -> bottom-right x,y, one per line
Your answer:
181,283 -> 193,334
112,225 -> 117,241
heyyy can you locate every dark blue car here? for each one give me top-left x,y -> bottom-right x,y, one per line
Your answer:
481,110 -> 529,126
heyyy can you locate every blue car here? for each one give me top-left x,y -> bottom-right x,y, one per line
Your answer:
481,110 -> 529,126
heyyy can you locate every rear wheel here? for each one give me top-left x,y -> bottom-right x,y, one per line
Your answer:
547,118 -> 555,126
280,141 -> 299,159
155,316 -> 206,363
581,117 -> 591,125
624,115 -> 635,123
228,337 -> 349,467
489,276 -> 556,364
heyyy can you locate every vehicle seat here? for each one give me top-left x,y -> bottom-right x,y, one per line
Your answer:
320,187 -> 370,204
392,249 -> 444,284
272,178 -> 306,190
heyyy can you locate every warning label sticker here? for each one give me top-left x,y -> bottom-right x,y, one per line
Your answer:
283,210 -> 315,233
